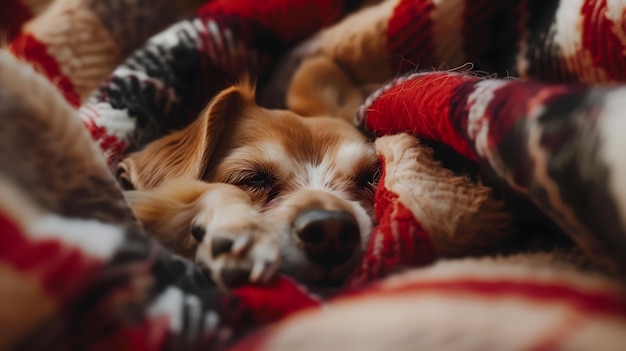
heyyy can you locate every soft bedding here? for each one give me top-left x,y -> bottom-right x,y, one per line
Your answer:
2,0 -> 626,350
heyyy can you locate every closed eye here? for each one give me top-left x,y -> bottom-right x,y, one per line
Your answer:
353,162 -> 381,197
239,170 -> 275,190
225,166 -> 280,204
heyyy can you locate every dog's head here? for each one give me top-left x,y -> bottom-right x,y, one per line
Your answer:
117,82 -> 379,287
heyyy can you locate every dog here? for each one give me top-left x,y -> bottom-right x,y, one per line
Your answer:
116,81 -> 380,289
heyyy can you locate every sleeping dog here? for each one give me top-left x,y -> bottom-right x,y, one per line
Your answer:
116,81 -> 379,289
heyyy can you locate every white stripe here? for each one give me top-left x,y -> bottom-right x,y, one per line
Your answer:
466,80 -> 511,158
553,0 -> 607,82
28,215 -> 125,260
149,20 -> 199,47
148,287 -> 185,333
81,102 -> 137,141
184,294 -> 202,341
598,88 -> 626,230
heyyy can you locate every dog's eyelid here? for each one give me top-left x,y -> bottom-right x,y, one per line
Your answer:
351,160 -> 381,181
226,167 -> 278,188
350,162 -> 381,199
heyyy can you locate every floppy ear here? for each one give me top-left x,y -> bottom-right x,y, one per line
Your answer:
117,82 -> 256,190
286,56 -> 368,123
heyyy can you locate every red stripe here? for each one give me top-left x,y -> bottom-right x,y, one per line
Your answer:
9,33 -> 81,108
0,212 -> 104,301
387,0 -> 436,73
462,0 -> 497,60
82,118 -> 128,167
364,72 -> 480,160
581,0 -> 626,82
480,82 -> 587,148
198,0 -> 346,45
228,270 -> 626,351
363,278 -> 626,318
0,0 -> 32,42
232,276 -> 321,325
350,157 -> 436,288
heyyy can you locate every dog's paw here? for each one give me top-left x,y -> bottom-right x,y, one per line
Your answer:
192,204 -> 280,290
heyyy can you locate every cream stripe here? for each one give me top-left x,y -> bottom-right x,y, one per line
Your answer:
23,0 -> 120,102
375,134 -> 511,256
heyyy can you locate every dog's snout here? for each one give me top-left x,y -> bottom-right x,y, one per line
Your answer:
294,210 -> 360,267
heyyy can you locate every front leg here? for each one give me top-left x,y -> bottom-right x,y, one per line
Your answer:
124,179 -> 280,289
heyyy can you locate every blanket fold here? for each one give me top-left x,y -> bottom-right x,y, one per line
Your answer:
358,71 -> 626,275
3,0 -> 626,350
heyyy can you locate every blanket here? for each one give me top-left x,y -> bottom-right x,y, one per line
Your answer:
2,0 -> 626,350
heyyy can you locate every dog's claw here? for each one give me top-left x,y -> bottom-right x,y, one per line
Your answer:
250,260 -> 265,283
259,259 -> 280,283
232,234 -> 252,255
262,265 -> 277,283
194,209 -> 280,290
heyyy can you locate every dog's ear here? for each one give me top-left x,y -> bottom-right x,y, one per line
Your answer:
286,56 -> 367,124
117,81 -> 257,190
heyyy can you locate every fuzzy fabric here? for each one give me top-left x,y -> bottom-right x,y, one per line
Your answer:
2,0 -> 626,350
358,71 -> 626,276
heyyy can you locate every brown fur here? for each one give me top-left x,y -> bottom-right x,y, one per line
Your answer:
119,82 -> 378,288
0,49 -> 136,228
286,56 -> 368,123
280,0 -> 399,119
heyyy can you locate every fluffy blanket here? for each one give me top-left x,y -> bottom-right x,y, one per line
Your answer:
2,0 -> 626,350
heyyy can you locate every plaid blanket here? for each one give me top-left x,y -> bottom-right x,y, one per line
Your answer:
2,0 -> 626,350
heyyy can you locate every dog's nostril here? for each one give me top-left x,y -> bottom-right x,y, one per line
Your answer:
297,223 -> 326,245
339,224 -> 359,247
294,210 -> 360,266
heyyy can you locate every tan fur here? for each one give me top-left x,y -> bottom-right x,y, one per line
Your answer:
125,178 -> 277,289
120,82 -> 378,288
283,0 -> 399,120
286,56 -> 367,123
314,0 -> 398,85
118,83 -> 257,190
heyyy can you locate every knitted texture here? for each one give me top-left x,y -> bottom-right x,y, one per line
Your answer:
0,0 -> 52,41
80,0 -> 357,166
9,0 -> 206,104
3,0 -> 626,350
387,0 -> 626,81
0,49 -> 320,350
358,71 -> 626,275
229,257 -> 626,351
269,0 -> 626,110
349,134 -> 511,288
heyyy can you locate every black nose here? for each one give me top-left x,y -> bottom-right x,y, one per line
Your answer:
294,210 -> 360,268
